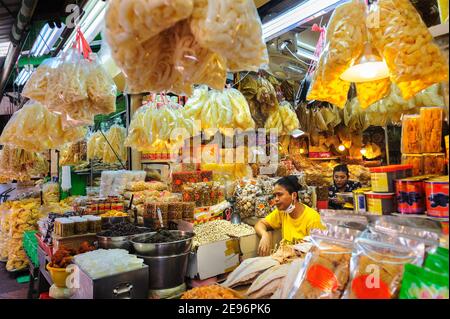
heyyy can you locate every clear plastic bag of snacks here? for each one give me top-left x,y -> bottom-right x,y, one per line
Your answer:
307,0 -> 367,107
356,77 -> 391,109
22,58 -> 57,103
190,0 -> 268,72
289,226 -> 360,299
86,53 -> 117,116
367,0 -> 449,100
401,114 -> 421,154
0,101 -> 87,152
342,230 -> 425,299
420,107 -> 443,153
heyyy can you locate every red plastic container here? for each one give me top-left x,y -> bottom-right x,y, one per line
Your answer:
317,200 -> 329,210
425,176 -> 449,218
395,177 -> 426,214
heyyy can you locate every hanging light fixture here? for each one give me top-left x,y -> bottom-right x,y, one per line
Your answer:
340,42 -> 390,83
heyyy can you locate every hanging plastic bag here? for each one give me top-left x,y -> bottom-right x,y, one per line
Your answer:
0,101 -> 87,152
190,0 -> 268,72
289,226 -> 360,299
86,53 -> 117,116
22,58 -> 57,103
356,77 -> 391,109
102,125 -> 127,164
307,1 -> 367,108
105,0 -> 193,48
367,0 -> 449,100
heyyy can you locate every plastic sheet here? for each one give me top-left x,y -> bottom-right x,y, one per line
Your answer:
307,1 -> 367,107
190,0 -> 268,72
367,0 -> 449,99
0,101 -> 87,152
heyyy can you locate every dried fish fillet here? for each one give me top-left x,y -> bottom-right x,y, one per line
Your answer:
221,256 -> 279,288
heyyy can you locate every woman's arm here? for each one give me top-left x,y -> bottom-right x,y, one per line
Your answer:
255,220 -> 273,256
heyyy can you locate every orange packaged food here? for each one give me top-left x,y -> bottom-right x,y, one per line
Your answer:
401,154 -> 424,176
423,153 -> 446,175
401,115 -> 421,154
181,285 -> 241,299
420,107 -> 443,153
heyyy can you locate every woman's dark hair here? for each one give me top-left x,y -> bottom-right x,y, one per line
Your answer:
274,176 -> 303,194
333,164 -> 349,177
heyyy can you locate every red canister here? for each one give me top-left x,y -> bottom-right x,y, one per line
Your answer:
425,176 -> 449,218
395,177 -> 426,214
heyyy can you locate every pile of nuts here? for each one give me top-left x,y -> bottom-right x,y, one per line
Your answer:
193,220 -> 255,247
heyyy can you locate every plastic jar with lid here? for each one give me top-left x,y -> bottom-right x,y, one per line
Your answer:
365,192 -> 397,215
54,218 -> 75,237
84,215 -> 102,233
370,166 -> 398,193
69,216 -> 89,234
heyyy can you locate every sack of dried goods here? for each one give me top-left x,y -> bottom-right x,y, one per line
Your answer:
222,256 -> 279,288
367,0 -> 449,100
289,226 -> 359,299
247,263 -> 291,299
307,1 -> 366,107
342,230 -> 425,299
190,0 -> 268,72
0,101 -> 86,152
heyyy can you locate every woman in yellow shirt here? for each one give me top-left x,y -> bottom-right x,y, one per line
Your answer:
255,175 -> 325,256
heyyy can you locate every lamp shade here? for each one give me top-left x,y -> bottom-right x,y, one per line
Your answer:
340,43 -> 390,83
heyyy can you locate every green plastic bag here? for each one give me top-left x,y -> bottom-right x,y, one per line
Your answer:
424,252 -> 449,275
399,264 -> 449,299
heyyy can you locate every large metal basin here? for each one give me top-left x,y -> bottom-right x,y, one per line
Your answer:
138,252 -> 190,290
130,231 -> 194,256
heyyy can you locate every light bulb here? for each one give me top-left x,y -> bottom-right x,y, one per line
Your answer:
338,145 -> 346,152
360,148 -> 367,155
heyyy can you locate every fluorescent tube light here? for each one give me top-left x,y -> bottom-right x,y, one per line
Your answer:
262,0 -> 345,41
63,0 -> 108,52
30,23 -> 65,57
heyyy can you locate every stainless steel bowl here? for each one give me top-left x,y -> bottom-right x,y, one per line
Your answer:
97,234 -> 131,250
96,227 -> 153,251
130,231 -> 194,256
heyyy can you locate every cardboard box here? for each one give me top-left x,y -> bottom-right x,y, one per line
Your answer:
238,229 -> 282,260
187,238 -> 240,280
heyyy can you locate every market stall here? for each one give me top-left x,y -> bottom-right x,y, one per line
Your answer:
0,0 -> 448,300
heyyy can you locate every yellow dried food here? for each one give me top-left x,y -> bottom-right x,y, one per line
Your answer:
0,101 -> 87,152
423,153 -> 446,175
368,0 -> 449,99
307,1 -> 367,108
401,154 -> 424,176
401,115 -> 421,154
356,78 -> 391,109
102,125 -> 127,164
420,107 -> 443,153
22,62 -> 53,103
